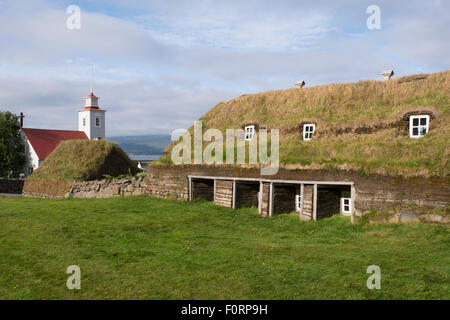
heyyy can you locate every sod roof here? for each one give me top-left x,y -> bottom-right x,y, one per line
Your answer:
157,70 -> 450,178
30,140 -> 138,180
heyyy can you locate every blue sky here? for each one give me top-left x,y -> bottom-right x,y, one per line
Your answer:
0,0 -> 448,136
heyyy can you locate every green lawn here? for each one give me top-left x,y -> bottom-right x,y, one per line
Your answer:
0,196 -> 448,299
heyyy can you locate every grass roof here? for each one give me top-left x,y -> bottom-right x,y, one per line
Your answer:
31,140 -> 138,180
157,70 -> 450,178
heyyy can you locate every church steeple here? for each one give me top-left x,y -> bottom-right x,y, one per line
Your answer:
78,66 -> 106,140
79,90 -> 106,140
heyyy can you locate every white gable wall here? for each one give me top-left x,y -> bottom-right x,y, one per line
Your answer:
20,130 -> 40,176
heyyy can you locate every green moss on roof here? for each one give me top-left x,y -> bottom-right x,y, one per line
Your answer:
31,140 -> 138,180
157,70 -> 450,177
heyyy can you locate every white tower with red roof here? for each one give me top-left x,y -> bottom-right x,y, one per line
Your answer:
78,91 -> 106,140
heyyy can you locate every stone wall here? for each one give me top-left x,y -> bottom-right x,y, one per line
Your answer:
0,179 -> 24,194
146,167 -> 189,200
23,177 -> 75,199
20,164 -> 450,224
66,176 -> 147,198
354,176 -> 449,214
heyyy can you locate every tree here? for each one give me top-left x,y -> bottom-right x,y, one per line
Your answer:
0,111 -> 26,178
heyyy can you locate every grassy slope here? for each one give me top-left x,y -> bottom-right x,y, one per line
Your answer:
0,196 -> 448,299
158,71 -> 450,177
31,140 -> 138,180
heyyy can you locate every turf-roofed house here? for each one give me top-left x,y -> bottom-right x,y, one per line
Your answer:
146,70 -> 450,221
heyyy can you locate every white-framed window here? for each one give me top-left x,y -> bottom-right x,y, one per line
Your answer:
303,124 -> 315,141
341,198 -> 352,215
245,125 -> 255,141
82,118 -> 86,127
95,117 -> 100,127
409,115 -> 429,138
295,195 -> 302,212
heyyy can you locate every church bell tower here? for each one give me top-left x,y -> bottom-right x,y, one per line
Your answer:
78,92 -> 106,140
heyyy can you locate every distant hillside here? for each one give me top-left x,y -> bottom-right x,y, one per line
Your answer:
109,134 -> 171,155
157,70 -> 450,178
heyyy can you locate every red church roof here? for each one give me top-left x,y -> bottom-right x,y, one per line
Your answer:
22,128 -> 88,160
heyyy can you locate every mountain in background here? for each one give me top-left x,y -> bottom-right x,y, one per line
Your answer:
109,134 -> 171,155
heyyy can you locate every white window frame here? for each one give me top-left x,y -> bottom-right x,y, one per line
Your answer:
303,124 -> 315,141
295,195 -> 302,212
409,115 -> 429,138
341,198 -> 352,215
82,118 -> 86,127
245,125 -> 255,141
95,117 -> 101,128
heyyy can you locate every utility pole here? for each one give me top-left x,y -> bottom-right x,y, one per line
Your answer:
19,112 -> 25,128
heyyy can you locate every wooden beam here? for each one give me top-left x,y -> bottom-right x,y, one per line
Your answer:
258,181 -> 263,214
232,180 -> 236,209
300,183 -> 304,220
313,184 -> 317,221
188,177 -> 192,201
213,179 -> 216,203
187,175 -> 354,186
269,182 -> 274,217
350,184 -> 355,224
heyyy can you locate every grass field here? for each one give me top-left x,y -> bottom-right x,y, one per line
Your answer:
0,196 -> 448,299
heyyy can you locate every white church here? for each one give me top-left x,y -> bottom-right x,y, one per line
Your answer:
21,91 -> 106,176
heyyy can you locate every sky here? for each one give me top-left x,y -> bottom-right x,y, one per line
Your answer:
0,0 -> 448,137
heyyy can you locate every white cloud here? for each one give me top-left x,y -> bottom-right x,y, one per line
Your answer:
0,0 -> 448,136
141,10 -> 333,50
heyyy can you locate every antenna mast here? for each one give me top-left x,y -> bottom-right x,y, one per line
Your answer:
91,64 -> 94,93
